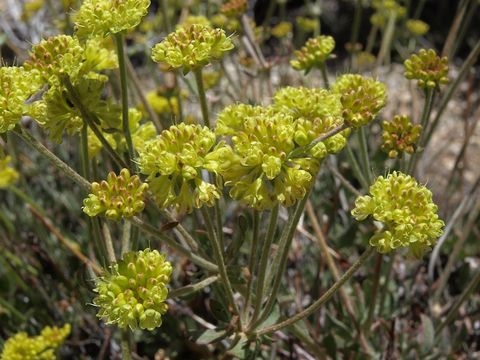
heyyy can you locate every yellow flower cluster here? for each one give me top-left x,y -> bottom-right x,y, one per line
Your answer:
406,19 -> 429,37
1,324 -> 70,360
331,74 -> 387,128
0,156 -> 19,188
74,0 -> 151,38
382,115 -> 422,158
94,249 -> 172,330
138,123 -> 224,214
291,35 -> 335,73
83,168 -> 148,220
220,0 -> 247,18
352,172 -> 444,258
151,24 -> 234,74
404,49 -> 449,89
370,0 -> 406,27
271,22 -> 293,38
0,66 -> 42,133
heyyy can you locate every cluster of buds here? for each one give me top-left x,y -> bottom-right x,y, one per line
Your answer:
151,24 -> 234,74
1,324 -> 70,360
74,0 -> 151,38
352,172 -> 444,258
382,115 -> 422,158
93,249 -> 172,330
370,0 -> 406,27
220,0 -> 247,18
83,168 -> 148,220
331,74 -> 387,128
0,66 -> 41,133
0,156 -> 19,188
138,123 -> 224,214
406,19 -> 429,37
291,35 -> 335,73
271,22 -> 293,39
404,49 -> 449,89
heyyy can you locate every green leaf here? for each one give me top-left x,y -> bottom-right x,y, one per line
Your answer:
420,314 -> 434,353
196,328 -> 228,345
209,298 -> 230,323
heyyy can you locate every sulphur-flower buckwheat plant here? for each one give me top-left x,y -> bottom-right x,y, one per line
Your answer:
74,0 -> 151,38
352,171 -> 444,258
331,74 -> 387,128
0,156 -> 19,188
382,115 -> 422,158
0,324 -> 70,360
404,49 -> 449,89
93,249 -> 172,330
83,168 -> 148,220
0,66 -> 42,133
151,24 -> 234,74
291,35 -> 335,73
138,123 -> 224,213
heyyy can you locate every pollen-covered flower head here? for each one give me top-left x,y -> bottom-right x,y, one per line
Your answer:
214,105 -> 320,210
74,0 -> 151,38
0,324 -> 70,360
331,74 -> 387,128
93,249 -> 172,330
138,123 -> 224,213
291,35 -> 335,73
83,168 -> 148,220
382,115 -> 421,158
151,24 -> 234,74
352,171 -> 444,258
404,49 -> 449,89
220,0 -> 247,18
0,66 -> 42,133
0,156 -> 19,188
406,19 -> 429,37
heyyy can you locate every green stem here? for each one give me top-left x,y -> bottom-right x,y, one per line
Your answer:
320,64 -> 330,89
200,207 -> 241,321
357,127 -> 373,183
378,254 -> 394,317
122,220 -> 132,256
194,68 -> 211,128
375,12 -> 397,67
346,143 -> 370,190
253,193 -> 310,329
254,247 -> 375,336
244,210 -> 261,322
407,88 -> 435,174
248,205 -> 279,329
115,32 -> 137,171
363,253 -> 383,333
121,329 -> 132,360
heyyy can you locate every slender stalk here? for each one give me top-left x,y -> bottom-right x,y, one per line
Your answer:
121,329 -> 132,360
346,143 -> 370,190
365,25 -> 378,54
363,253 -> 383,333
320,64 -> 330,89
435,268 -> 480,339
14,127 -> 90,191
80,125 -> 91,180
244,210 -> 261,322
357,127 -> 373,183
121,220 -> 132,256
169,276 -> 219,299
350,0 -> 363,67
325,161 -> 362,196
129,216 -> 218,272
378,254 -> 394,317
200,207 -> 240,318
407,88 -> 435,174
290,124 -> 348,159
115,33 -> 137,171
375,12 -> 397,67
194,68 -> 211,128
253,194 -> 310,329
254,247 -> 375,336
102,223 -> 117,264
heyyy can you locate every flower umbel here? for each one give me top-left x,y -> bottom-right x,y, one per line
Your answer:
331,74 -> 387,128
0,324 -> 70,360
352,171 -> 444,258
404,49 -> 449,89
83,168 -> 148,220
290,35 -> 335,73
151,24 -> 234,74
93,249 -> 172,330
74,0 -> 151,38
138,123 -> 224,213
382,115 -> 422,158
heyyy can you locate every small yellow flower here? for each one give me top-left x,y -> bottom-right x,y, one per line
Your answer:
74,0 -> 151,38
331,74 -> 387,128
151,24 -> 234,74
0,156 -> 19,188
382,115 -> 422,158
291,35 -> 335,73
352,171 -> 444,258
83,168 -> 148,220
0,324 -> 70,360
406,19 -> 429,37
93,249 -> 172,330
271,22 -> 292,38
404,49 -> 449,89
